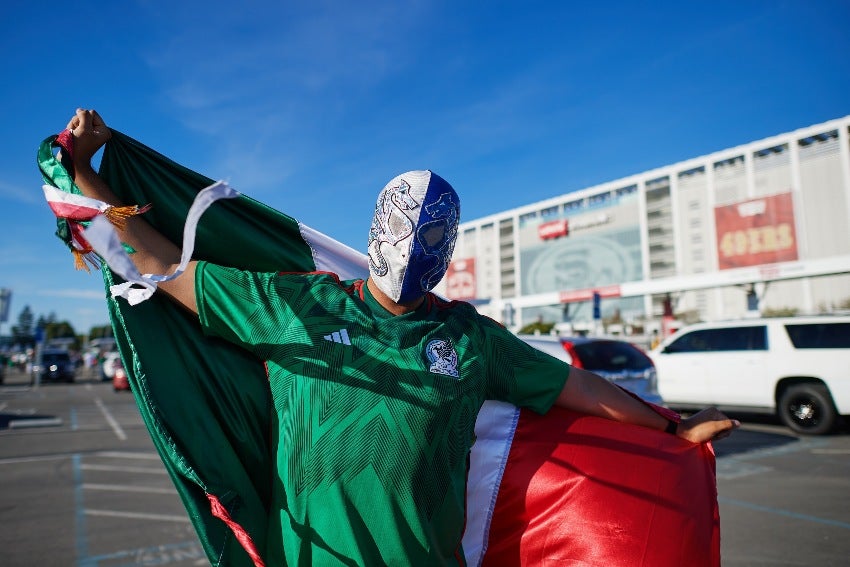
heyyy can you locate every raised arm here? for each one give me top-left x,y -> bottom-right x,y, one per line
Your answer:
555,366 -> 740,443
68,109 -> 198,314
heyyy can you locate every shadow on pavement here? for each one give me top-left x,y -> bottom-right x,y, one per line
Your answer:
0,412 -> 63,429
709,410 -> 849,459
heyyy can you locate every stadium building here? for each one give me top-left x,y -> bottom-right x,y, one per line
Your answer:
435,116 -> 850,336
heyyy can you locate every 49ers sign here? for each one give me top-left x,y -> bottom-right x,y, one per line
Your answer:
714,192 -> 798,270
538,219 -> 569,240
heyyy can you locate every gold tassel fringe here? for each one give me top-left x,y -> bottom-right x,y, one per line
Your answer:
103,203 -> 153,230
72,249 -> 91,273
71,248 -> 100,273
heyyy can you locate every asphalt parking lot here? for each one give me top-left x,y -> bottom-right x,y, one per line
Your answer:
0,369 -> 204,566
713,414 -> 850,566
1,367 -> 849,566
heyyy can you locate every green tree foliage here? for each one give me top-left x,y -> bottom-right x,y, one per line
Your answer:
7,306 -> 82,349
518,321 -> 556,335
762,307 -> 799,318
10,305 -> 34,346
45,321 -> 79,349
88,325 -> 114,340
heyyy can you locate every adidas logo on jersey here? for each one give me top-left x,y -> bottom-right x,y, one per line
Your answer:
323,329 -> 351,345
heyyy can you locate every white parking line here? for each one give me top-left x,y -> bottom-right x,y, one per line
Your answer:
83,483 -> 177,495
0,454 -> 68,465
1,387 -> 31,394
7,408 -> 37,415
8,417 -> 64,429
93,451 -> 160,460
81,463 -> 168,475
85,509 -> 190,523
94,397 -> 127,440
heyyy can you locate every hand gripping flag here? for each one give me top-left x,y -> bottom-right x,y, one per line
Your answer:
38,130 -> 720,567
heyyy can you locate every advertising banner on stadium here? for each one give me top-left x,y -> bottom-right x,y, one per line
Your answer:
518,188 -> 644,323
445,258 -> 477,300
714,192 -> 798,270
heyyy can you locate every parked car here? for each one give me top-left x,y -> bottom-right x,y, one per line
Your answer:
518,335 -> 664,405
33,348 -> 76,383
109,357 -> 130,391
649,315 -> 850,435
100,351 -> 122,381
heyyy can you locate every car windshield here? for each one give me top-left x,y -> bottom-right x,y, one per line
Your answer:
42,353 -> 70,364
572,341 -> 652,372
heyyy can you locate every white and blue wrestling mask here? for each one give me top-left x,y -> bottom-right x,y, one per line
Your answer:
368,170 -> 460,303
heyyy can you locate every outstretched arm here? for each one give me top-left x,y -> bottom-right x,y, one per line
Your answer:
68,108 -> 199,314
555,366 -> 739,444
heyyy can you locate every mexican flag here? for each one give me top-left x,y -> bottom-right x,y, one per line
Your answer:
39,131 -> 720,567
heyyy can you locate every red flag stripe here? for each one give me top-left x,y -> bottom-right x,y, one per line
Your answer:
42,184 -> 107,220
479,407 -> 720,567
46,201 -> 102,221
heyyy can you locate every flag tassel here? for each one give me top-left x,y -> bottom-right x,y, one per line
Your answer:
103,203 -> 153,229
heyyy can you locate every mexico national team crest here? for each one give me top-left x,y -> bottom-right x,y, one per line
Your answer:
425,338 -> 459,378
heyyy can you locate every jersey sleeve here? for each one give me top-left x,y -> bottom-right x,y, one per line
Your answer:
479,317 -> 570,414
195,261 -> 303,358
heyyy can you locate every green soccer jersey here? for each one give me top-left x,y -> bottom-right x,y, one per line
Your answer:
195,262 -> 569,566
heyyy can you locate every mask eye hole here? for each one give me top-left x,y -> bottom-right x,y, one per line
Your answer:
388,212 -> 409,238
421,224 -> 445,246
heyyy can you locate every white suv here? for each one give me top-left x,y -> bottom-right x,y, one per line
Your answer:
649,315 -> 850,435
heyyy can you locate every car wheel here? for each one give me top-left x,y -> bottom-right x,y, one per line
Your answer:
778,384 -> 837,435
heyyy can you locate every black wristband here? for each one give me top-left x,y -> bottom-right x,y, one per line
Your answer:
665,419 -> 678,435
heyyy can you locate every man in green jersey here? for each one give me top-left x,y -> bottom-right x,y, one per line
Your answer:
67,108 -> 739,565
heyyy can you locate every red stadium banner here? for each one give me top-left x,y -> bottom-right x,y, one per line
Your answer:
446,258 -> 477,300
538,219 -> 569,240
714,192 -> 798,270
558,285 -> 621,304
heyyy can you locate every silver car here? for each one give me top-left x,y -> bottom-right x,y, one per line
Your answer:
518,335 -> 664,405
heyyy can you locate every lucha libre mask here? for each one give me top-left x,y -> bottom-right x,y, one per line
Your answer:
367,170 -> 460,303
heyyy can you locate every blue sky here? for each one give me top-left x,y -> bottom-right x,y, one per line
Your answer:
1,0 -> 849,335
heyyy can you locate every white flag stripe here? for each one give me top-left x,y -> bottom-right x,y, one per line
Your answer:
84,215 -> 157,304
84,181 -> 239,305
463,401 -> 520,567
42,184 -> 110,212
298,222 -> 368,280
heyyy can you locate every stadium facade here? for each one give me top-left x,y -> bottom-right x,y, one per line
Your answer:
435,116 -> 850,334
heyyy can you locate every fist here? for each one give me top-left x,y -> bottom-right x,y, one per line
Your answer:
678,407 -> 741,444
66,108 -> 112,165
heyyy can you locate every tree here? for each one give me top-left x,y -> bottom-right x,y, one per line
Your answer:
45,321 -> 75,340
518,321 -> 556,335
45,321 -> 78,349
763,307 -> 799,318
88,325 -> 114,340
11,305 -> 34,347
